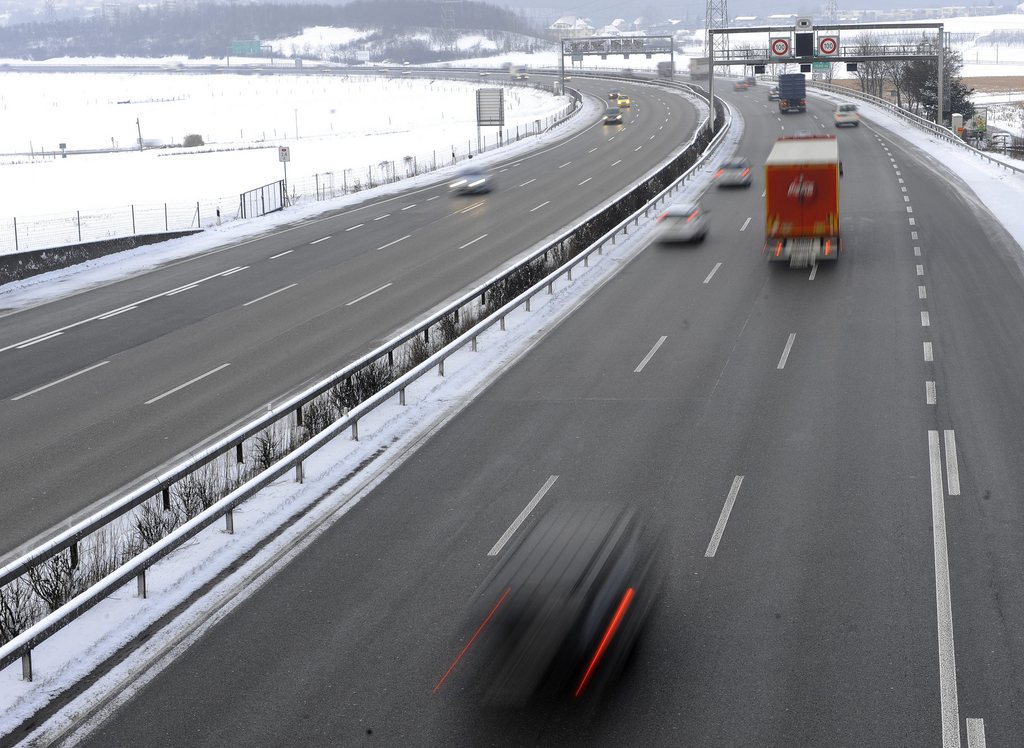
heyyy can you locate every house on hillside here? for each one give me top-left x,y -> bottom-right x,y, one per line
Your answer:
549,15 -> 595,39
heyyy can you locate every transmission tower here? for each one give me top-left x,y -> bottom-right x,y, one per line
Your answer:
823,0 -> 839,24
705,0 -> 729,68
440,0 -> 461,54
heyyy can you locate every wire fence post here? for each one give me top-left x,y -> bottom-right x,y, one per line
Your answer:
131,205 -> 136,234
77,210 -> 81,242
164,203 -> 168,231
13,217 -> 18,252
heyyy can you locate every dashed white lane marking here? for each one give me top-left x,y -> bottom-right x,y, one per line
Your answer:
635,335 -> 668,373
98,306 -> 137,320
459,234 -> 488,249
927,381 -> 937,404
944,430 -> 961,496
777,333 -> 797,370
558,161 -> 572,168
927,430 -> 962,748
917,265 -> 925,277
705,475 -> 745,558
578,177 -> 592,186
11,360 -> 109,401
966,718 -> 986,748
924,342 -> 934,361
912,231 -> 919,240
909,218 -> 917,226
904,196 -> 911,202
915,247 -> 922,257
907,206 -> 914,213
529,201 -> 551,212
346,223 -> 365,231
588,147 -> 598,154
488,475 -> 559,556
703,263 -> 722,285
345,283 -> 393,306
310,236 -> 331,245
270,250 -> 293,259
919,286 -> 927,299
374,214 -> 390,221
611,159 -> 622,166
922,311 -> 931,326
519,179 -> 536,187
165,283 -> 200,297
244,283 -> 298,307
376,235 -> 410,251
145,363 -> 230,405
740,217 -> 752,231
902,186 -> 908,193
426,195 -> 440,201
220,266 -> 248,276
809,263 -> 819,281
401,204 -> 416,211
634,145 -> 643,152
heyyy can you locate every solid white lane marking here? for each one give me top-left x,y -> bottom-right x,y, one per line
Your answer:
928,430 -> 962,748
374,214 -> 390,221
376,234 -> 410,251
401,204 -> 416,211
922,311 -> 931,327
165,283 -> 200,297
346,283 -> 393,306
310,236 -> 331,244
927,381 -> 937,404
459,234 -> 488,249
917,265 -> 925,276
578,177 -> 592,186
146,363 -> 230,405
703,263 -> 722,285
944,430 -> 961,496
966,718 -> 986,748
611,159 -> 622,166
558,161 -> 571,168
529,201 -> 550,212
740,217 -> 751,232
519,178 -> 536,187
12,360 -> 109,401
924,342 -> 934,361
219,266 -> 248,276
634,335 -> 667,373
244,283 -> 297,307
488,475 -> 559,556
98,306 -> 137,320
270,250 -> 293,259
919,286 -> 927,299
345,223 -> 365,231
705,476 -> 744,558
809,263 -> 819,281
777,333 -> 796,370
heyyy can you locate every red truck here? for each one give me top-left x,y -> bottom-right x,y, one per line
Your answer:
764,135 -> 843,267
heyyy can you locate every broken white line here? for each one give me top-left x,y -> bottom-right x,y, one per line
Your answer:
488,476 -> 559,556
944,430 -> 960,496
244,283 -> 298,307
927,381 -> 937,404
519,178 -> 536,187
376,234 -> 411,251
529,201 -> 550,212
459,234 -> 488,249
924,342 -> 934,361
345,223 -> 365,231
309,236 -> 331,245
705,476 -> 744,558
634,336 -> 667,373
12,360 -> 109,401
270,250 -> 293,259
146,363 -> 231,405
346,283 -> 393,306
740,217 -> 751,231
578,177 -> 592,186
703,263 -> 722,284
777,333 -> 796,369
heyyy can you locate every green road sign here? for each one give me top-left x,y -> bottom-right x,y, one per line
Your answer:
812,61 -> 831,71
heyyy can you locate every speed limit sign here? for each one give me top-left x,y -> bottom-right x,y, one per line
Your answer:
818,36 -> 839,55
770,38 -> 790,57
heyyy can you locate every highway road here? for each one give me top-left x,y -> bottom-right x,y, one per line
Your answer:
60,87 -> 1024,745
0,72 -> 702,561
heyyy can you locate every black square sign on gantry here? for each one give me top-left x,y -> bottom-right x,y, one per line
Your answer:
794,32 -> 814,57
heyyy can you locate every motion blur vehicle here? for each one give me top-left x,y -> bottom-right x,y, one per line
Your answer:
732,80 -> 749,92
440,504 -> 660,707
449,167 -> 494,195
715,158 -> 753,188
743,75 -> 757,87
607,90 -> 621,100
616,95 -> 631,108
604,106 -> 623,125
656,201 -> 708,243
834,103 -> 861,127
768,86 -> 780,101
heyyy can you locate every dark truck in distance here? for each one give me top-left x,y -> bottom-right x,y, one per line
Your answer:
657,61 -> 675,77
778,73 -> 807,113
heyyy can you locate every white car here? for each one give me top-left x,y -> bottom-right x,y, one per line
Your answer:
834,103 -> 861,127
657,201 -> 708,243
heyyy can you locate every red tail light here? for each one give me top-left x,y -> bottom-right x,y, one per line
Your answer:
741,168 -> 750,177
824,239 -> 832,256
775,242 -> 783,257
715,169 -> 723,177
687,210 -> 700,223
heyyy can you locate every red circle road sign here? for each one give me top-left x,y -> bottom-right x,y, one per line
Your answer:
818,36 -> 838,55
771,38 -> 790,56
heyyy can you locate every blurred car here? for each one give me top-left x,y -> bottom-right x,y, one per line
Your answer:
449,167 -> 494,195
732,80 -> 749,92
768,86 -> 780,101
616,95 -> 631,108
604,106 -> 623,125
607,90 -> 621,100
715,158 -> 753,187
445,504 -> 660,707
743,75 -> 757,87
834,103 -> 861,127
657,201 -> 708,243
478,71 -> 490,77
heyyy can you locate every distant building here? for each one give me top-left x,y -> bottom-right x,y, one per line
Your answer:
550,15 -> 595,39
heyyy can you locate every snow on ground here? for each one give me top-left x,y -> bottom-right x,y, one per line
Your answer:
3,38 -> 1024,741
0,72 -> 571,224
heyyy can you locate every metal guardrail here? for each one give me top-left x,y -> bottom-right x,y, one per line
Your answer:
0,77 -> 728,680
808,80 -> 1024,176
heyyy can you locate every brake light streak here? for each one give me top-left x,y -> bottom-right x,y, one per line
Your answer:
432,587 -> 511,695
575,587 -> 635,697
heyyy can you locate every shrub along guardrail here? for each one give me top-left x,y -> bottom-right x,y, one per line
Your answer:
0,78 -> 726,681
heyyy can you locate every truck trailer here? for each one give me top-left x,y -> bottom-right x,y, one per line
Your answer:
764,135 -> 842,268
777,73 -> 806,113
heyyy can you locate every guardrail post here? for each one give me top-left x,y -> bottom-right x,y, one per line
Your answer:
388,350 -> 394,368
295,461 -> 304,484
400,387 -> 406,406
500,315 -> 506,331
22,651 -> 32,682
137,570 -> 147,599
547,280 -> 553,295
439,358 -> 445,377
236,443 -> 244,465
568,267 -> 573,281
352,420 -> 359,441
226,509 -> 234,534
162,487 -> 171,511
472,335 -> 478,352
584,254 -> 589,268
525,296 -> 531,312
69,542 -> 79,570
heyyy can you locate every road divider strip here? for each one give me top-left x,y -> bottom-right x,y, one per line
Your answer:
488,476 -> 558,556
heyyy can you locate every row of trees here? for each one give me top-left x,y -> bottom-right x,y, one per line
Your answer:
0,0 -> 544,60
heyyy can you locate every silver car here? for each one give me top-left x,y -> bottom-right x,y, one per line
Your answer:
715,158 -> 753,188
449,167 -> 494,195
657,201 -> 708,243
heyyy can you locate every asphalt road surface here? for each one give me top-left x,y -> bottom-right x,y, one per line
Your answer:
68,86 -> 1024,746
0,72 -> 701,561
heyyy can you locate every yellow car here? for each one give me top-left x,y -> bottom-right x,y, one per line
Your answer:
617,95 -> 631,108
